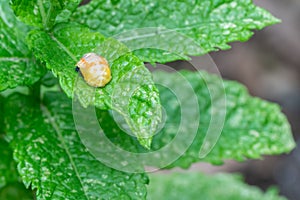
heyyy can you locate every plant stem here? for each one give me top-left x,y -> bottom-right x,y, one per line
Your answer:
29,81 -> 41,102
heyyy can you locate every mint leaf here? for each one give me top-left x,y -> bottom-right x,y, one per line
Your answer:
0,95 -> 4,134
27,23 -> 161,148
95,70 -> 295,167
0,1 -> 46,91
155,70 -> 295,167
0,183 -> 33,200
40,71 -> 59,87
0,138 -> 19,189
0,113 -> 33,200
148,172 -> 287,200
5,92 -> 148,200
72,0 -> 280,63
10,0 -> 81,29
0,136 -> 33,200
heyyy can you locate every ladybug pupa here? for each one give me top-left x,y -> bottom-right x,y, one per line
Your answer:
75,53 -> 112,87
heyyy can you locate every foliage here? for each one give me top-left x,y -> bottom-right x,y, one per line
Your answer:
27,24 -> 161,148
148,172 -> 287,200
4,92 -> 148,199
0,138 -> 33,200
0,1 -> 45,91
97,71 -> 295,168
0,0 -> 294,199
73,0 -> 280,63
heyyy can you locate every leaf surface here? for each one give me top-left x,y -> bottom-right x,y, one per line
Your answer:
0,136 -> 33,200
0,182 -> 33,200
1,95 -> 35,199
0,95 -> 4,134
148,172 -> 287,200
96,70 -> 295,167
27,23 -> 162,148
5,92 -> 148,200
155,70 -> 295,166
10,0 -> 81,29
0,138 -> 19,189
73,0 -> 280,63
0,1 -> 45,91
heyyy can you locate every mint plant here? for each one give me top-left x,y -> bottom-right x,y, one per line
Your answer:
0,0 -> 295,199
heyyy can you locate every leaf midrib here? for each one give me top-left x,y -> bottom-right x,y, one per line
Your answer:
37,0 -> 47,28
37,0 -> 53,29
115,19 -> 274,42
41,104 -> 90,200
50,33 -> 77,62
47,31 -> 144,138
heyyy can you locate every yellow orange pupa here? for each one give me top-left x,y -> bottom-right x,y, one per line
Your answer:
75,53 -> 111,87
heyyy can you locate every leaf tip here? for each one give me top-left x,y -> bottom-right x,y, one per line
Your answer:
138,137 -> 152,150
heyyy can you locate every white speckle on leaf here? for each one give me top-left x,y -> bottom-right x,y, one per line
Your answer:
33,137 -> 45,144
230,2 -> 237,8
71,189 -> 78,193
250,130 -> 259,137
56,172 -> 63,176
121,161 -> 128,166
102,174 -> 108,179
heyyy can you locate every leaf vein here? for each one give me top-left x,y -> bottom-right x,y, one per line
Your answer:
41,104 -> 90,200
0,57 -> 30,62
37,0 -> 47,28
50,34 -> 77,62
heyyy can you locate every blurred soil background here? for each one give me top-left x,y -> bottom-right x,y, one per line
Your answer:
80,0 -> 300,199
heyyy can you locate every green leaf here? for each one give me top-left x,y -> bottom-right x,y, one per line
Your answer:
0,182 -> 33,200
72,0 -> 280,63
0,105 -> 34,199
27,22 -> 161,148
10,0 -> 81,29
0,1 -> 46,91
0,137 -> 33,200
0,95 -> 4,134
40,71 -> 59,87
148,172 -> 287,200
0,138 -> 19,189
5,92 -> 148,200
155,70 -> 295,166
95,70 -> 295,168
153,71 -> 295,167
